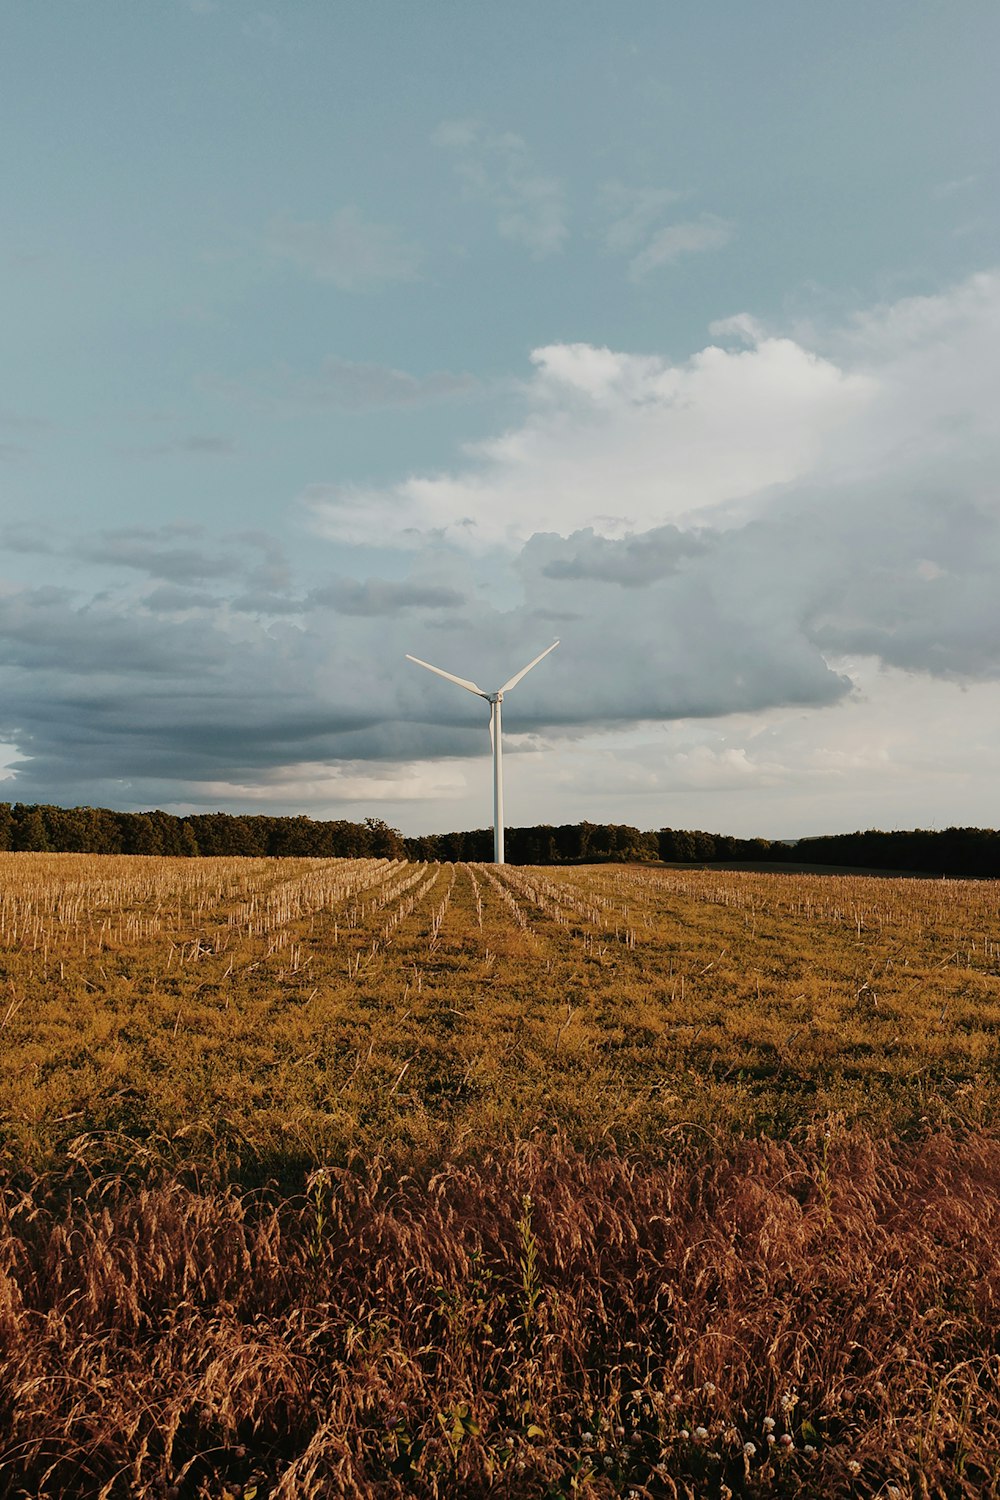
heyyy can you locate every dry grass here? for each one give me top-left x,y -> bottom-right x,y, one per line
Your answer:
1,1129 -> 998,1498
1,855 -> 998,1495
1,855 -> 999,1182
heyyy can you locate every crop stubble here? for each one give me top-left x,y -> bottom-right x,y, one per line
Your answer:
1,854 -> 998,1176
1,855 -> 999,1497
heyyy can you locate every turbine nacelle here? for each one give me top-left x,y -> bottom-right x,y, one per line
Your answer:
405,640 -> 559,864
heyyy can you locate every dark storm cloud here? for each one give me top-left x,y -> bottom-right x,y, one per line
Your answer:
0,584 -> 486,808
0,589 -> 226,675
307,578 -> 467,616
230,531 -> 293,593
1,523 -> 55,554
530,524 -> 710,586
800,489 -> 1000,678
5,275 -> 1000,811
2,466 -> 998,810
143,585 -> 222,612
230,591 -> 305,616
78,528 -> 241,583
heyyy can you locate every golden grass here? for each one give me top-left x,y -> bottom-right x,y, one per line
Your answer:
0,855 -> 998,1180
1,854 -> 998,1496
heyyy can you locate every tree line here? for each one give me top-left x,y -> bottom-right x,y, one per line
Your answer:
790,826 -> 1000,879
402,823 -> 775,865
0,810 -> 995,876
0,804 -> 406,860
413,824 -> 1000,876
0,802 -> 997,876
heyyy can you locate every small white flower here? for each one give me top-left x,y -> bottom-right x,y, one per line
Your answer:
779,1433 -> 794,1449
702,1381 -> 717,1396
763,1416 -> 776,1432
744,1442 -> 757,1457
804,1444 -> 816,1456
767,1434 -> 776,1446
847,1459 -> 862,1476
694,1426 -> 709,1440
680,1428 -> 690,1440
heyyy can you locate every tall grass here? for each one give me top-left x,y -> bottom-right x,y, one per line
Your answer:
1,1128 -> 998,1498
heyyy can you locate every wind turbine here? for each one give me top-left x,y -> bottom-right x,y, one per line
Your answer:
406,641 -> 559,864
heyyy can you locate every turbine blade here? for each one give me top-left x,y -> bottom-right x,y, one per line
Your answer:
405,654 -> 487,697
499,639 -> 560,695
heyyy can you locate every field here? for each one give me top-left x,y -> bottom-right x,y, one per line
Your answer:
1,854 -> 999,1497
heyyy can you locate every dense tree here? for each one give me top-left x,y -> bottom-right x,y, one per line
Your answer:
0,803 -> 997,876
10,805 -> 51,853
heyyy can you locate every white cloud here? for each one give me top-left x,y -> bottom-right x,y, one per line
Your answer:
4,272 -> 1000,836
933,174 -> 978,199
628,214 -> 733,279
267,206 -> 421,290
307,335 -> 875,547
600,182 -> 681,253
599,184 -> 733,279
708,312 -> 766,344
297,269 -> 1000,806
434,119 -> 567,257
196,760 -> 468,809
301,482 -> 428,549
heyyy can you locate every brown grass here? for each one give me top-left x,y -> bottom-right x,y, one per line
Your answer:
2,855 -> 999,1495
1,1126 -> 998,1498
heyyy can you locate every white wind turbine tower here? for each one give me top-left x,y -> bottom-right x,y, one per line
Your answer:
406,641 -> 559,865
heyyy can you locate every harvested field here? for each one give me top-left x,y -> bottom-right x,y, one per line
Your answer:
1,854 -> 998,1496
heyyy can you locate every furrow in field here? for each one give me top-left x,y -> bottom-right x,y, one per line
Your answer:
2,857 -> 999,1182
495,865 -> 642,952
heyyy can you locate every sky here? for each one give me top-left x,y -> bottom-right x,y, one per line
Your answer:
1,0 -> 999,839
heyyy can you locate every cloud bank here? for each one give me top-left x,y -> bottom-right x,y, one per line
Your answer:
2,272 -> 999,819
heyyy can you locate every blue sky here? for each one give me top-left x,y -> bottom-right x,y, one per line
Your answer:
2,1 -> 999,836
